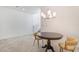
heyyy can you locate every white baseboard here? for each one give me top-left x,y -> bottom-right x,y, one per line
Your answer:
0,33 -> 33,40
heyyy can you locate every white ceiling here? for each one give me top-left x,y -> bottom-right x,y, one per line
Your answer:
3,6 -> 41,14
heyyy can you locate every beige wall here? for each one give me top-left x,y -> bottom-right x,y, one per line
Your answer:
41,6 -> 79,39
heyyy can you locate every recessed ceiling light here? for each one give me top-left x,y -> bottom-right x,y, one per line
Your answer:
16,6 -> 20,8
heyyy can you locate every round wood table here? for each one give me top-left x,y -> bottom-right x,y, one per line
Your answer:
37,32 -> 63,52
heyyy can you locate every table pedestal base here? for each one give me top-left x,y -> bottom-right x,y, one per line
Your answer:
42,39 -> 55,52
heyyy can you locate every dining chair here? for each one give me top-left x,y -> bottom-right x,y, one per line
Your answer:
59,36 -> 78,52
33,30 -> 44,48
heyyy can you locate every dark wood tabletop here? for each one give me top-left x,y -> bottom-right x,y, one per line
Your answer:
37,32 -> 63,40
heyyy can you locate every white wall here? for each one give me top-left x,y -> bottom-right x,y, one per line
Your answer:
32,11 -> 41,32
0,7 -> 40,39
41,6 -> 79,38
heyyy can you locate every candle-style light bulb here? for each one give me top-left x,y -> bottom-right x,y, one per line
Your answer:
47,9 -> 53,18
41,12 -> 46,18
53,12 -> 56,17
47,9 -> 51,15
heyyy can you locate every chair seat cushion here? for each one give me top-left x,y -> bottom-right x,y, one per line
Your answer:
65,45 -> 75,51
59,43 -> 75,51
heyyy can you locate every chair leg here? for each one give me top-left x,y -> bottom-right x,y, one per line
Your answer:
72,50 -> 75,52
33,35 -> 37,46
60,48 -> 61,52
42,39 -> 44,46
37,39 -> 39,48
60,47 -> 63,52
33,39 -> 39,48
33,39 -> 36,46
33,36 -> 43,48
